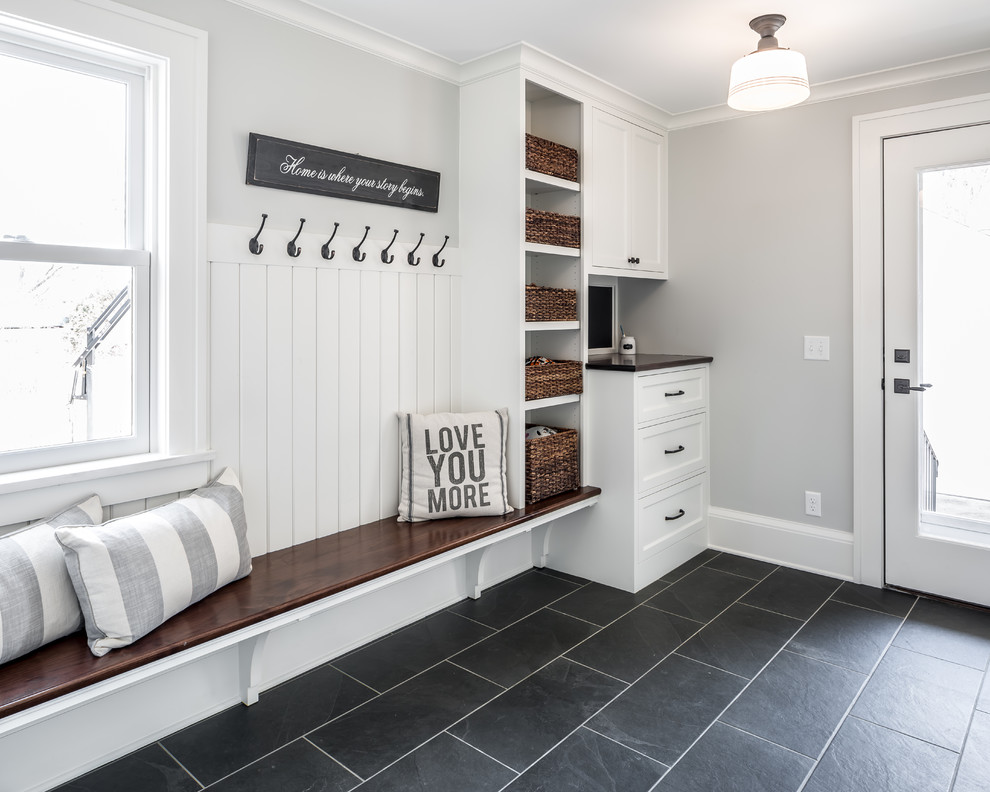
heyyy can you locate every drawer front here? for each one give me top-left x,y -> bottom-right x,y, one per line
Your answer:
637,474 -> 707,562
637,413 -> 707,493
637,367 -> 708,425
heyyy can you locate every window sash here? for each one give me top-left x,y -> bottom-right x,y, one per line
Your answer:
0,29 -> 151,474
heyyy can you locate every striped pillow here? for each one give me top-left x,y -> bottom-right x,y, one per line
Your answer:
0,495 -> 103,665
55,468 -> 252,657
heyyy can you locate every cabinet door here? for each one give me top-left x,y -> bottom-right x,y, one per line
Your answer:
590,108 -> 631,271
590,109 -> 665,277
629,125 -> 665,275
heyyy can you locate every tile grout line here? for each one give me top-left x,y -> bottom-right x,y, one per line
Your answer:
646,576 -> 845,789
301,736 -> 365,785
487,564 -> 777,792
793,593 -> 921,792
444,730 -> 520,776
156,741 -> 206,790
946,651 -> 990,792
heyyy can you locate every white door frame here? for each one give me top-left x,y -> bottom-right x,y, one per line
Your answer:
852,92 -> 990,586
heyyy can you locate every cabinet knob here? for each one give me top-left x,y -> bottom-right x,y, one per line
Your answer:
627,256 -> 640,264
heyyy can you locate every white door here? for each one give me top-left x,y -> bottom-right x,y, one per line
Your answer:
884,123 -> 990,606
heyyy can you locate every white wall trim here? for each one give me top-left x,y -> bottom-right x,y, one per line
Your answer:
708,506 -> 854,581
663,49 -> 990,130
852,92 -> 990,587
225,0 -> 460,84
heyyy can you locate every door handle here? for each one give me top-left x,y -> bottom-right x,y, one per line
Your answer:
893,379 -> 933,394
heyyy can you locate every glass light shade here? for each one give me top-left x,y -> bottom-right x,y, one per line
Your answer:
727,48 -> 809,111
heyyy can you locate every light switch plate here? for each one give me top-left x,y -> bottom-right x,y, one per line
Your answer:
804,336 -> 830,361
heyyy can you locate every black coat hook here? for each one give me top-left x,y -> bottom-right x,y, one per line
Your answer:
287,218 -> 305,257
407,232 -> 425,266
249,213 -> 268,255
381,229 -> 399,264
432,235 -> 449,268
321,222 -> 339,260
353,226 -> 370,262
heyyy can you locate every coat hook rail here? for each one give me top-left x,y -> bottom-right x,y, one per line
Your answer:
353,225 -> 370,262
381,229 -> 399,264
432,235 -> 449,268
287,218 -> 306,257
321,222 -> 339,260
407,232 -> 425,266
249,213 -> 268,255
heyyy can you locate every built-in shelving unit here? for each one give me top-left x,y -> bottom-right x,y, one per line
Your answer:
523,80 -> 585,503
460,71 -> 587,508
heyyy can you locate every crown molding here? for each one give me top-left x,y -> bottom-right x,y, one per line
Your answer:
665,48 -> 990,130
225,0 -> 460,84
226,0 -> 990,133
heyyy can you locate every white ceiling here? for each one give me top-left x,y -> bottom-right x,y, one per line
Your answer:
303,0 -> 990,115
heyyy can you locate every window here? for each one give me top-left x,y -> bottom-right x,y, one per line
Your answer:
0,28 -> 151,473
0,1 -> 207,514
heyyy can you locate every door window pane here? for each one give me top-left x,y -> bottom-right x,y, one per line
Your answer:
921,163 -> 990,522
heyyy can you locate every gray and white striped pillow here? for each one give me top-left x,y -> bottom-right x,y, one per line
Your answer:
0,495 -> 103,665
55,468 -> 252,657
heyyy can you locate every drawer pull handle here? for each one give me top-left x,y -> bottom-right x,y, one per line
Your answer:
665,390 -> 685,397
665,508 -> 686,521
665,445 -> 685,455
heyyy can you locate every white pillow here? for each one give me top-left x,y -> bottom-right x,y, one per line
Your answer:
398,409 -> 512,521
56,468 -> 252,657
0,495 -> 103,665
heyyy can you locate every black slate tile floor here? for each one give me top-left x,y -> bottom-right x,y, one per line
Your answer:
55,552 -> 990,792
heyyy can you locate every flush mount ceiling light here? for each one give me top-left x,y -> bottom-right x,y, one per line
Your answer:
727,14 -> 809,112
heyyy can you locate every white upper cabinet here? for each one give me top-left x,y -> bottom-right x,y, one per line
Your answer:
589,108 -> 666,279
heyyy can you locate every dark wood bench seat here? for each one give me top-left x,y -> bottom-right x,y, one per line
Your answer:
0,486 -> 600,721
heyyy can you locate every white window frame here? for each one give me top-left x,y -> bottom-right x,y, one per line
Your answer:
0,33 -> 152,473
0,0 -> 211,523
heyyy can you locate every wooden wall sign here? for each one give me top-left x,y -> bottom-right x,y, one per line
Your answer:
246,133 -> 440,213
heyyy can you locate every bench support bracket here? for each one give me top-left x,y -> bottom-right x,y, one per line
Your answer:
238,633 -> 269,706
532,520 -> 556,568
464,545 -> 491,600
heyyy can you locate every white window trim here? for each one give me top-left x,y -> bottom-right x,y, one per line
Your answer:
852,91 -> 990,587
0,0 -> 209,521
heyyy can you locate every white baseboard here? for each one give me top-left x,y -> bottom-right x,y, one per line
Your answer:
708,507 -> 855,581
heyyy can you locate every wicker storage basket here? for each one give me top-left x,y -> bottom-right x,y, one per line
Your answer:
525,134 -> 579,182
526,208 -> 580,249
525,426 -> 580,504
526,284 -> 577,322
525,359 -> 583,401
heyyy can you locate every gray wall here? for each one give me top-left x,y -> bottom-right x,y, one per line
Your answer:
623,70 -> 990,533
118,0 -> 460,241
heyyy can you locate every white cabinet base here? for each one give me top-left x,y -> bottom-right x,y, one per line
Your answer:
548,364 -> 711,592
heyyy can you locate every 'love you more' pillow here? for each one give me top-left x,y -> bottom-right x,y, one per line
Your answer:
398,409 -> 512,521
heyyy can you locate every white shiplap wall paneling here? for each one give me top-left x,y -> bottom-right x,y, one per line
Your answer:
266,266 -> 294,552
379,273 -> 401,518
315,268 -> 341,538
208,223 -> 460,556
337,268 -> 362,534
238,263 -> 270,556
292,268 -> 318,546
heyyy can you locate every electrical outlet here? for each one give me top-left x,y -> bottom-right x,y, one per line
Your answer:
805,491 -> 822,517
804,336 -> 830,361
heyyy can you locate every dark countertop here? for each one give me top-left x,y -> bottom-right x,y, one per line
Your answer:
586,353 -> 714,372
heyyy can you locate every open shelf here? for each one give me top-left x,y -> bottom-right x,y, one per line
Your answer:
524,242 -> 580,258
524,393 -> 581,410
525,321 -> 579,332
525,170 -> 581,194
